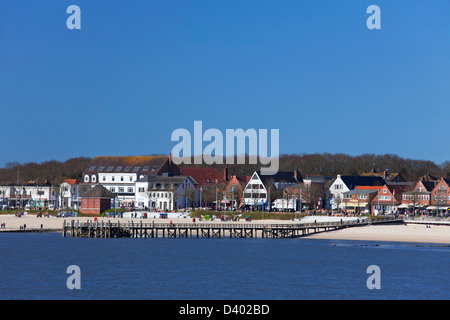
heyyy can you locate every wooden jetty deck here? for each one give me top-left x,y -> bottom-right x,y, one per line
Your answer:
61,218 -> 401,239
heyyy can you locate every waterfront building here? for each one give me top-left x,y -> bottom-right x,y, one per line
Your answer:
79,185 -> 115,215
329,175 -> 385,210
135,175 -> 197,211
243,170 -> 302,211
81,155 -> 180,207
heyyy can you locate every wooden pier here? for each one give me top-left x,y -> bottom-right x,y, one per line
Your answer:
62,219 -> 388,239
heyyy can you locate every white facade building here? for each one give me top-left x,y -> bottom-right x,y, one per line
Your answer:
329,175 -> 385,210
81,155 -> 181,208
242,170 -> 302,210
0,184 -> 58,209
59,179 -> 81,209
135,175 -> 197,211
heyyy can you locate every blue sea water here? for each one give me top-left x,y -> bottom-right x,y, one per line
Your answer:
0,233 -> 449,300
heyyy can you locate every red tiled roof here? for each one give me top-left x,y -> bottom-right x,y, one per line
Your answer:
355,186 -> 383,190
179,167 -> 225,187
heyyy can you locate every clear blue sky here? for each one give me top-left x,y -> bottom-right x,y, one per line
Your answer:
1,0 -> 449,167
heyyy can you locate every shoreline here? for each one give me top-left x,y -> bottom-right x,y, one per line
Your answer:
1,214 -> 449,244
302,223 -> 450,244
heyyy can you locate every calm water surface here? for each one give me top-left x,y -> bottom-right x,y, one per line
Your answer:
0,233 -> 449,300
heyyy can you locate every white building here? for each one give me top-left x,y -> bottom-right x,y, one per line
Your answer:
243,170 -> 302,210
0,183 -> 58,209
81,155 -> 181,207
135,175 -> 198,211
329,175 -> 385,210
59,179 -> 80,209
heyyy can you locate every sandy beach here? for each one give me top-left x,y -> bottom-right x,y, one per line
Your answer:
303,223 -> 450,244
0,214 -> 449,244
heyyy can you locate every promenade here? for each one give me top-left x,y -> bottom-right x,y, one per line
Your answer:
1,214 -> 449,244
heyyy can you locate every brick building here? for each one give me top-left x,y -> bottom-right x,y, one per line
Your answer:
430,177 -> 450,213
79,185 -> 115,214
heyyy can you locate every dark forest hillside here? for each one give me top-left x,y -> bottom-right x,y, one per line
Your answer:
0,153 -> 448,185
0,157 -> 92,186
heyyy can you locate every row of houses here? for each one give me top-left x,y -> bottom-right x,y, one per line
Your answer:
330,172 -> 450,214
2,154 -> 450,215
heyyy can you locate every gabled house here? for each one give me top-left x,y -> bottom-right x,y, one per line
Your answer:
430,177 -> 450,213
342,186 -> 382,214
329,175 -> 385,209
371,184 -> 405,214
400,179 -> 435,213
222,175 -> 251,209
59,179 -> 80,209
243,170 -> 302,210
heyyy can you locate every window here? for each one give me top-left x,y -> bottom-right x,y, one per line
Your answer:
138,187 -> 145,192
124,167 -> 131,171
118,187 -> 124,193
133,166 -> 140,172
102,176 -> 106,181
383,189 -> 387,194
110,187 -> 115,193
152,166 -> 157,171
111,177 -> 115,182
84,175 -> 89,182
143,166 -> 150,171
121,176 -> 124,182
128,187 -> 133,193
418,186 -> 423,192
92,175 -> 96,182
130,177 -> 133,182
89,166 -> 96,171
115,166 -> 122,171
107,166 -> 114,171
98,166 -> 105,171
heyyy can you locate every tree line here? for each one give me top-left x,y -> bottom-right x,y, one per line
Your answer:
0,157 -> 92,186
182,153 -> 450,182
0,153 -> 448,186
